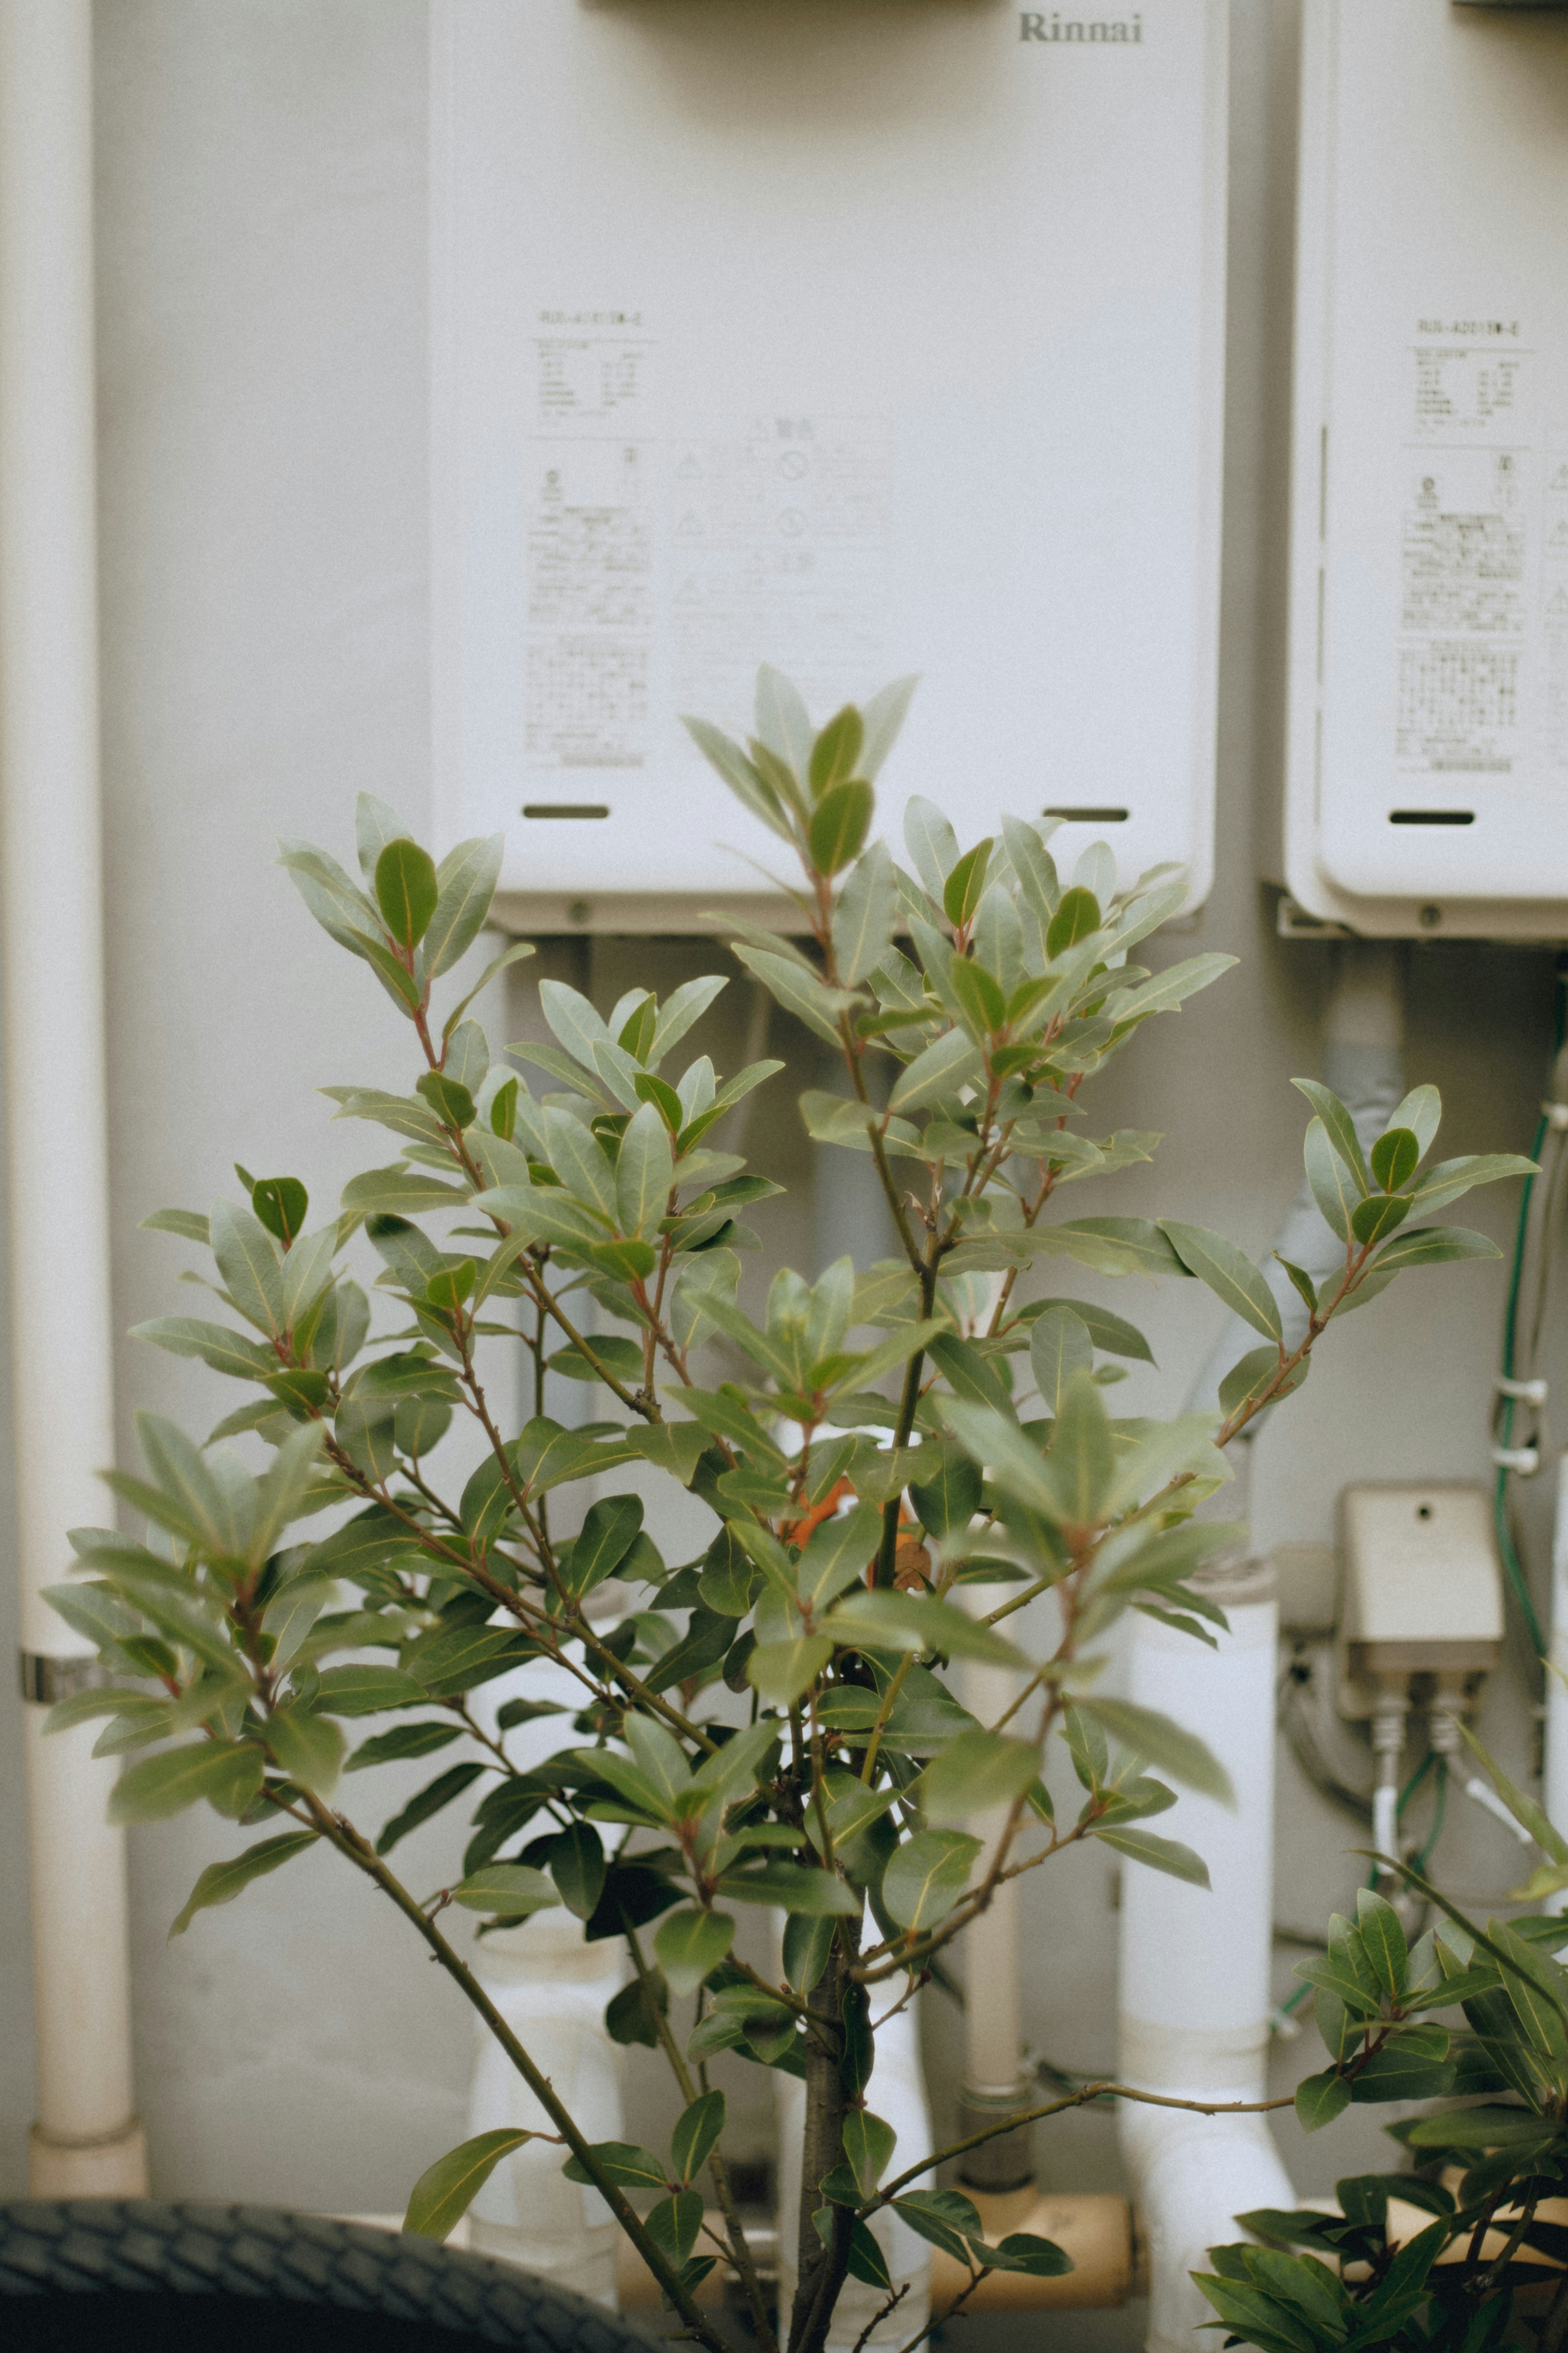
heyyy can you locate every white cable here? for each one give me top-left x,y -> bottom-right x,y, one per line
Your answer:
1463,1777 -> 1534,1846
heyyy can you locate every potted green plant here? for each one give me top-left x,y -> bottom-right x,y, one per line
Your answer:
46,669 -> 1531,2353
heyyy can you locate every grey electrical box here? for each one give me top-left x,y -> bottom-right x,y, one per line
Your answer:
1337,1483 -> 1504,1719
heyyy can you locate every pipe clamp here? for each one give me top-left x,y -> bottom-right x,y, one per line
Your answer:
18,1652 -> 111,1706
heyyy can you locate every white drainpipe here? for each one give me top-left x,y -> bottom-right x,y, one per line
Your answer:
1543,1456 -> 1568,1910
0,0 -> 145,2194
1119,942 -> 1405,2351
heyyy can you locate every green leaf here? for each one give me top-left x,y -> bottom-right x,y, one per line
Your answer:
1292,1079 -> 1371,1192
209,1198 -> 285,1337
809,705 -> 866,795
832,840 -> 899,986
1406,1151 -> 1538,1216
909,1448 -> 983,1539
376,1760 -> 486,1855
746,1636 -> 833,1706
795,1502 -> 882,1613
404,2129 -> 537,2241
893,2189 -> 985,2263
982,2233 -> 1073,2278
264,1704 -> 345,1795
943,839 -> 994,929
346,1721 -> 462,1771
1404,2105 -> 1556,2150
1370,1127 -> 1420,1193
882,1828 -> 982,1932
1031,1305 -> 1094,1413
1092,1825 -> 1211,1887
168,1830 -> 319,1937
919,1729 -> 1041,1827
684,718 -> 793,841
450,1863 -> 561,1916
312,1665 -> 427,1717
717,1861 -> 860,1916
616,1098 -> 675,1239
1301,1117 -> 1355,1245
904,796 -> 961,901
843,2109 -> 896,2199
655,1907 -> 737,1997
1075,1697 -> 1234,1802
948,954 -> 1007,1039
563,1494 -> 646,1600
109,1740 -> 263,1825
1159,1221 -> 1281,1342
1290,2067 -> 1350,2132
374,836 -> 438,951
1046,886 -> 1100,956
606,1973 -> 668,2049
671,2088 -> 727,2185
1354,1888 -> 1409,1998
130,1316 -> 280,1381
1370,1224 -> 1499,1272
249,1175 -> 310,1247
646,2190 -> 705,2268
809,780 -> 874,877
837,2215 -> 893,2293
824,1588 -> 1027,1666
405,1625 -> 539,1699
1350,1193 -> 1411,1247
341,1167 -> 468,1217
561,2140 -> 668,2192
729,943 -> 857,1047
543,1822 -> 606,1920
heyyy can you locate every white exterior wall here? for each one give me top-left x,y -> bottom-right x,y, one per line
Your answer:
0,13 -> 1551,2318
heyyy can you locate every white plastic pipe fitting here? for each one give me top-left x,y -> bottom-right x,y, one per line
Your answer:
1118,1565 -> 1296,2353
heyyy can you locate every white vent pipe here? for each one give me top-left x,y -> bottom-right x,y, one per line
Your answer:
1542,1453 -> 1568,1910
1119,942 -> 1405,2352
0,0 -> 144,2194
466,1652 -> 626,2302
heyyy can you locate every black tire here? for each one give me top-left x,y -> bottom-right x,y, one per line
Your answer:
0,2200 -> 655,2353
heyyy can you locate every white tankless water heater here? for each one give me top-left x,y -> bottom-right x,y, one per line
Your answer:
1279,0 -> 1568,942
431,0 -> 1228,930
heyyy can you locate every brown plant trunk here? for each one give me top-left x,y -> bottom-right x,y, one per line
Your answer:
788,1945 -> 853,2353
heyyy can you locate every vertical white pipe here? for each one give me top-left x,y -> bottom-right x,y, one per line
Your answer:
0,0 -> 144,2192
1118,1570 -> 1294,2353
960,1601 -> 1030,2179
1543,1452 -> 1568,1910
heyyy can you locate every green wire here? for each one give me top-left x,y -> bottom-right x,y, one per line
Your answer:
1492,957 -> 1568,1665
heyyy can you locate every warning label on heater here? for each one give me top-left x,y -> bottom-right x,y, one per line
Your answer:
1396,335 -> 1532,777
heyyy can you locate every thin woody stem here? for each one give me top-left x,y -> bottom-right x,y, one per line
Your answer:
294,1792 -> 730,2353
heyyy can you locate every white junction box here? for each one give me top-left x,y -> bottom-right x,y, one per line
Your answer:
1281,0 -> 1568,941
431,1 -> 1228,928
1337,1483 -> 1504,1720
